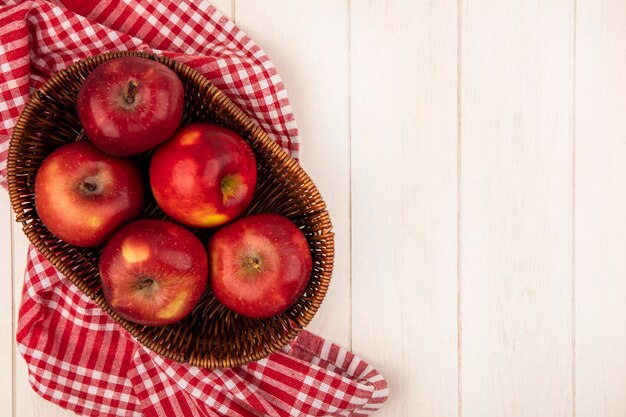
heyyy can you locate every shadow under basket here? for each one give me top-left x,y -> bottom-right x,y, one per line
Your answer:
7,51 -> 334,368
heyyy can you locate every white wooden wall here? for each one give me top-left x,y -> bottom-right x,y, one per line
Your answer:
1,1 -> 625,416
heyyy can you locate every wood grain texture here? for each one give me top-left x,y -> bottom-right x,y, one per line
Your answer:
351,1 -> 459,416
0,192 -> 12,417
210,0 -> 233,20
4,1 -> 626,416
235,0 -> 351,347
460,0 -> 574,416
575,1 -> 626,416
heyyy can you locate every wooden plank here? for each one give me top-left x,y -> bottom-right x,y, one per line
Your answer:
0,192 -> 12,417
211,0 -> 233,20
351,1 -> 459,416
459,0 -> 574,416
235,0 -> 351,347
575,1 -> 626,416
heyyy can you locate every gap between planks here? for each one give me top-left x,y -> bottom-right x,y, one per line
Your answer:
456,0 -> 463,416
347,0 -> 353,352
10,207 -> 16,417
571,0 -> 577,416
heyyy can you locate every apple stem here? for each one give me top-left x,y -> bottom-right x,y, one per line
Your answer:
220,174 -> 240,203
247,257 -> 262,273
124,80 -> 138,104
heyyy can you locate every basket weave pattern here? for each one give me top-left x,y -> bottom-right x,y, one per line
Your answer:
7,51 -> 334,368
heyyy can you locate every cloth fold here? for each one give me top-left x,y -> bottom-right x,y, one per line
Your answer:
1,0 -> 388,415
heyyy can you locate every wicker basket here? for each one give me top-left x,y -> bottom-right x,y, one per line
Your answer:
7,51 -> 334,368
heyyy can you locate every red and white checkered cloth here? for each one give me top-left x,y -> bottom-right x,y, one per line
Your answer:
0,1 -> 389,416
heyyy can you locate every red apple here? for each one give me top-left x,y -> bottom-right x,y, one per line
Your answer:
34,140 -> 143,247
77,56 -> 184,156
99,219 -> 208,326
150,123 -> 257,228
208,213 -> 312,319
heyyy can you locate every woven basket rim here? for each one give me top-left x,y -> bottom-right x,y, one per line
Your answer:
7,51 -> 334,368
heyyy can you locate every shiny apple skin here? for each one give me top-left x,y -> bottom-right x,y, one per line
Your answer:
208,213 -> 312,319
77,57 -> 184,156
99,219 -> 208,326
150,123 -> 257,228
34,141 -> 143,247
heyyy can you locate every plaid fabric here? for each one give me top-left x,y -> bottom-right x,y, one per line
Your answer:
1,0 -> 388,416
0,0 -> 299,189
18,248 -> 388,417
